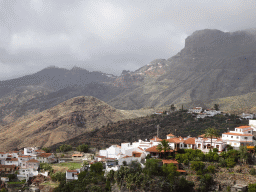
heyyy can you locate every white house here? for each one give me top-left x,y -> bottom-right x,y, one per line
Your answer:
99,145 -> 121,159
188,107 -> 203,114
4,158 -> 19,166
222,126 -> 255,148
249,120 -> 256,131
195,135 -> 226,153
66,169 -> 80,181
239,113 -> 254,120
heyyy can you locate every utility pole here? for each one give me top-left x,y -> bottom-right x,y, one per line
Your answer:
157,125 -> 160,138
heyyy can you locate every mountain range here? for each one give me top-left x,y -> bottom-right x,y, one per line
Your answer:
1,28 -> 256,150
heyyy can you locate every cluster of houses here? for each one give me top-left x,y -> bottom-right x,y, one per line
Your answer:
188,107 -> 222,118
0,147 -> 56,181
89,120 -> 256,175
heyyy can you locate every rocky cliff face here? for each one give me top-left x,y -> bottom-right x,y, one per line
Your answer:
108,29 -> 256,111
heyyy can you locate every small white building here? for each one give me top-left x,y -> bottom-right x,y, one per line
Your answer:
66,169 -> 80,181
195,135 -> 226,153
188,107 -> 203,114
99,145 -> 121,159
222,126 -> 255,148
4,158 -> 19,166
239,113 -> 254,120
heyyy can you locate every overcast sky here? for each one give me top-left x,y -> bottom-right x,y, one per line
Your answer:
0,0 -> 256,80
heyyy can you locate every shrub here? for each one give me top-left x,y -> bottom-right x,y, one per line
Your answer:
248,183 -> 256,192
59,144 -> 72,152
207,165 -> 215,174
42,147 -> 51,153
90,162 -> 103,175
191,161 -> 205,175
51,172 -> 66,182
250,168 -> 256,175
213,148 -> 218,153
213,154 -> 219,162
76,144 -> 89,153
226,158 -> 236,168
123,161 -> 127,166
219,158 -> 227,167
183,159 -> 189,165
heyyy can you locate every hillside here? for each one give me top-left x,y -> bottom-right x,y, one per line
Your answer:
51,111 -> 248,150
0,96 -> 127,151
108,29 -> 256,111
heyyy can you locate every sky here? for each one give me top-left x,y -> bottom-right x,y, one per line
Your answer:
0,0 -> 256,80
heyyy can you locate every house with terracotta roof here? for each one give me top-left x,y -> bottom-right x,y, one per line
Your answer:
36,153 -> 56,163
72,154 -> 84,161
195,135 -> 226,153
4,158 -> 19,166
145,146 -> 174,158
0,165 -> 19,174
222,126 -> 255,149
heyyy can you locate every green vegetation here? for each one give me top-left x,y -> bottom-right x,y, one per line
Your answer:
76,144 -> 89,153
54,162 -> 82,170
156,139 -> 171,159
59,144 -> 72,152
249,183 -> 256,192
42,147 -> 51,153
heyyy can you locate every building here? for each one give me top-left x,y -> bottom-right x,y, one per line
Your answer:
188,107 -> 203,114
66,169 -> 80,181
195,135 -> 226,153
222,126 -> 255,149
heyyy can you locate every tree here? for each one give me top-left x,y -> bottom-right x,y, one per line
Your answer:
42,147 -> 51,153
214,104 -> 219,111
204,128 -> 219,149
90,162 -> 103,175
59,144 -> 72,152
76,144 -> 89,153
157,139 -> 171,159
170,104 -> 176,112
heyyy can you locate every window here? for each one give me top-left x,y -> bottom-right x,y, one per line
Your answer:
248,131 -> 251,133
231,136 -> 233,138
244,137 -> 248,139
237,137 -> 239,139
234,143 -> 237,145
198,144 -> 201,148
216,145 -> 219,149
180,144 -> 183,147
184,144 -> 187,147
188,144 -> 191,147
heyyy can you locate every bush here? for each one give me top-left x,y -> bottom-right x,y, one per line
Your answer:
183,159 -> 189,165
191,161 -> 205,175
42,147 -> 51,153
207,165 -> 215,174
90,162 -> 103,175
250,168 -> 256,175
76,144 -> 89,153
226,158 -> 236,168
219,158 -> 227,167
248,183 -> 256,192
123,161 -> 127,166
59,144 -> 72,152
51,172 -> 66,182
7,174 -> 16,181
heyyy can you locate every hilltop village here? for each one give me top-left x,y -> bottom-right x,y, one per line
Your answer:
1,110 -> 256,191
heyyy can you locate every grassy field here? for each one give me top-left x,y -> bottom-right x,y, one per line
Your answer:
40,181 -> 59,188
52,162 -> 82,172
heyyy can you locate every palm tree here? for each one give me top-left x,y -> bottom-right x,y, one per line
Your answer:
157,139 -> 171,159
204,128 -> 219,150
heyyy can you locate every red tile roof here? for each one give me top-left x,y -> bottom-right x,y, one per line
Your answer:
184,138 -> 196,145
67,170 -> 78,172
167,133 -> 174,137
6,158 -> 18,161
72,154 -> 83,157
145,146 -> 173,153
162,159 -> 178,164
27,159 -> 39,163
37,153 -> 52,158
167,137 -> 184,144
150,136 -> 162,142
223,132 -> 253,136
237,126 -> 251,129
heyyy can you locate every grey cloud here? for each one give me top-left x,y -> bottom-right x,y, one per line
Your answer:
0,0 -> 256,80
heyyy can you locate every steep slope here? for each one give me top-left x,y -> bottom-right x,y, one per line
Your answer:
0,96 -> 127,151
109,29 -> 256,110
